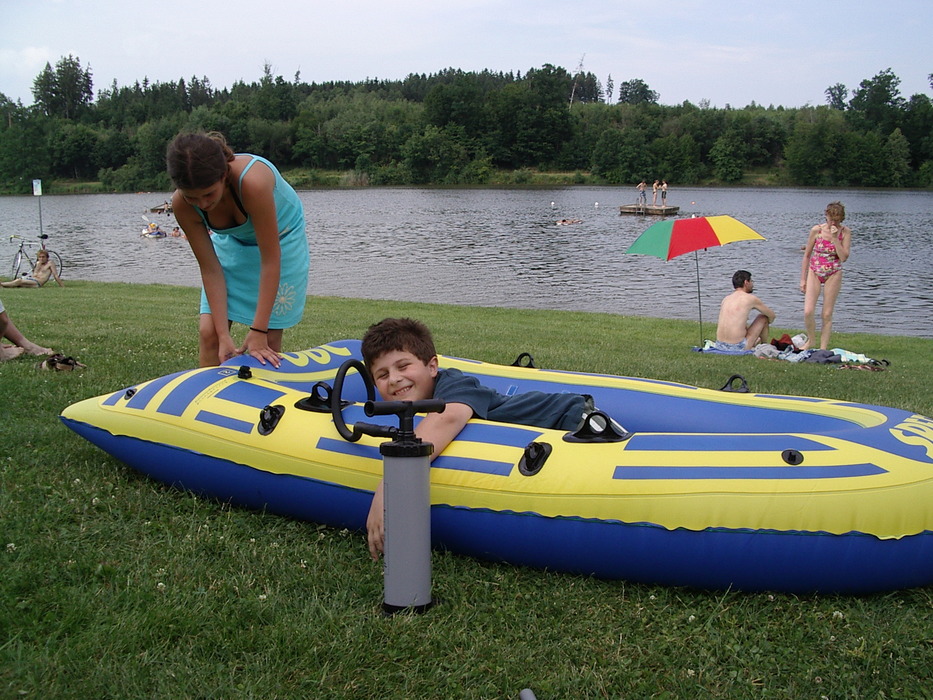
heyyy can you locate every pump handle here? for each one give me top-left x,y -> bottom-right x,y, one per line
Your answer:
364,399 -> 446,416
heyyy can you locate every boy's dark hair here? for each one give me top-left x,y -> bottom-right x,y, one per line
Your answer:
732,270 -> 752,289
166,131 -> 235,190
361,318 -> 437,368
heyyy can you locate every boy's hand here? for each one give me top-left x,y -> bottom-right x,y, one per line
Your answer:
366,481 -> 385,560
365,403 -> 472,562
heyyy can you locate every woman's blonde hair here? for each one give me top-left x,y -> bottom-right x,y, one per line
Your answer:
825,201 -> 845,223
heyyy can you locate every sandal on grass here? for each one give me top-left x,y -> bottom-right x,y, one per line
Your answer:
36,353 -> 87,371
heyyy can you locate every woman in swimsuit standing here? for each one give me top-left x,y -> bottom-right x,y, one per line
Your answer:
167,131 -> 310,368
800,201 -> 851,350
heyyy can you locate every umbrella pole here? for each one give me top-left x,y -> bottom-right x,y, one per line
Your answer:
695,250 -> 703,347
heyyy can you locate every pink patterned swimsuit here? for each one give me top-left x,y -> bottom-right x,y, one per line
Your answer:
809,231 -> 844,284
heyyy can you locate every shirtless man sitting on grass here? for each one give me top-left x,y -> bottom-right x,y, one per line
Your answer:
1,250 -> 63,288
716,270 -> 776,351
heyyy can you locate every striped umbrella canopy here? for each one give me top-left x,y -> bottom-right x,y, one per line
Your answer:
625,215 -> 766,346
625,215 -> 765,261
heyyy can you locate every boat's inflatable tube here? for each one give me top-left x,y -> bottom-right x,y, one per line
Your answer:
60,339 -> 933,593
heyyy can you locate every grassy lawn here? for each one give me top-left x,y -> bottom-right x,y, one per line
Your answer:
2,281 -> 931,698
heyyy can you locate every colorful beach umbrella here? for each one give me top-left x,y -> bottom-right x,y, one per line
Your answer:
625,215 -> 765,260
625,215 -> 766,345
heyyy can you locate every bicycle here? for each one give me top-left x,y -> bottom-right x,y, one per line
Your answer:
8,233 -> 64,280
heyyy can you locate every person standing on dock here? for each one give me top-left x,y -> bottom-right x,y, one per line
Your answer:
652,180 -> 659,205
636,180 -> 647,206
661,181 -> 668,206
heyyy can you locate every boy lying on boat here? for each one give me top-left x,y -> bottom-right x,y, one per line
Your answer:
360,317 -> 624,559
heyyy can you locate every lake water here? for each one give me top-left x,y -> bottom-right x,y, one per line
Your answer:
2,186 -> 931,338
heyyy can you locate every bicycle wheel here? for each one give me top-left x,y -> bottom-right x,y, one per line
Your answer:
10,250 -> 23,279
48,250 -> 64,277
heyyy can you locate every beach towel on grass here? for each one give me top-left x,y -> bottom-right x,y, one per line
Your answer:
693,340 -> 754,355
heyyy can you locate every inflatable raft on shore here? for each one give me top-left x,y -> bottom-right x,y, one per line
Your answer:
60,339 -> 933,593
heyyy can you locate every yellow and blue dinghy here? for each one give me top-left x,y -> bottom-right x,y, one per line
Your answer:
60,339 -> 933,593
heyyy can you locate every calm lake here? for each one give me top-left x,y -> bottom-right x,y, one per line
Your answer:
2,186 -> 931,338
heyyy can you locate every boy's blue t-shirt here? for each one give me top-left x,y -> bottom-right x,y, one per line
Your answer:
433,367 -> 585,431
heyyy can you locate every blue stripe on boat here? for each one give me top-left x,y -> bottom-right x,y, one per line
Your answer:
124,371 -> 189,410
613,463 -> 886,480
195,410 -> 255,434
433,455 -> 514,476
628,435 -> 834,452
103,389 -> 128,406
316,437 -> 514,476
456,422 -> 543,447
215,382 -> 287,408
156,369 -> 237,416
316,437 -> 381,462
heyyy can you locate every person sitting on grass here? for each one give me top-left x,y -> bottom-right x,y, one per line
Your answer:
360,317 -> 623,559
0,296 -> 53,360
716,269 -> 776,351
1,250 -> 63,288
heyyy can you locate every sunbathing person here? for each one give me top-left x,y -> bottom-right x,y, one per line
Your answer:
2,250 -> 63,288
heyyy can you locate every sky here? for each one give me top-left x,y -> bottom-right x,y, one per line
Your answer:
1,0 -> 931,110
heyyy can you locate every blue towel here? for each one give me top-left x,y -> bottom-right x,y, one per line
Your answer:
693,340 -> 754,355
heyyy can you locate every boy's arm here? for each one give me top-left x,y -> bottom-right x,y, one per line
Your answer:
366,401 -> 473,560
414,401 -> 474,458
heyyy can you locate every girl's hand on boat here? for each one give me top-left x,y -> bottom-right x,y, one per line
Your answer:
218,337 -> 241,364
242,336 -> 281,368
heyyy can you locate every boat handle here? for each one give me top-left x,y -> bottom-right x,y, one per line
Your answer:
511,352 -> 536,368
719,374 -> 750,393
331,359 -> 377,442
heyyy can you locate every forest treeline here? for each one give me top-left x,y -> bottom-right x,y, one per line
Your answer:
1,56 -> 931,194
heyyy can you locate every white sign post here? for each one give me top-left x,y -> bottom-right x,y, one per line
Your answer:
32,179 -> 44,237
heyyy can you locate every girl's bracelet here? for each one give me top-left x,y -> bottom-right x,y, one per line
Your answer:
249,326 -> 269,334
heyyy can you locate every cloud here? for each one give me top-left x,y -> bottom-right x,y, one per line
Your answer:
0,47 -> 57,100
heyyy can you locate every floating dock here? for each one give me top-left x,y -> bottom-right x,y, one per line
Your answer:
150,202 -> 173,215
619,204 -> 679,216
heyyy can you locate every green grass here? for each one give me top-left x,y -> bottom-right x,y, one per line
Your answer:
2,282 -> 931,699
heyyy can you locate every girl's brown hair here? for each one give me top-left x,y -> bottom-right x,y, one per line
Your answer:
166,131 -> 235,190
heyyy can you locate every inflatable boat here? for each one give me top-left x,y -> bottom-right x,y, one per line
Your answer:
60,339 -> 933,594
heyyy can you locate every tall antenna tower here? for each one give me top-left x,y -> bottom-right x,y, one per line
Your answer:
569,53 -> 586,108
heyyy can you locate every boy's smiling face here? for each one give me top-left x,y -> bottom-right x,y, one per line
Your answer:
370,349 -> 438,401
